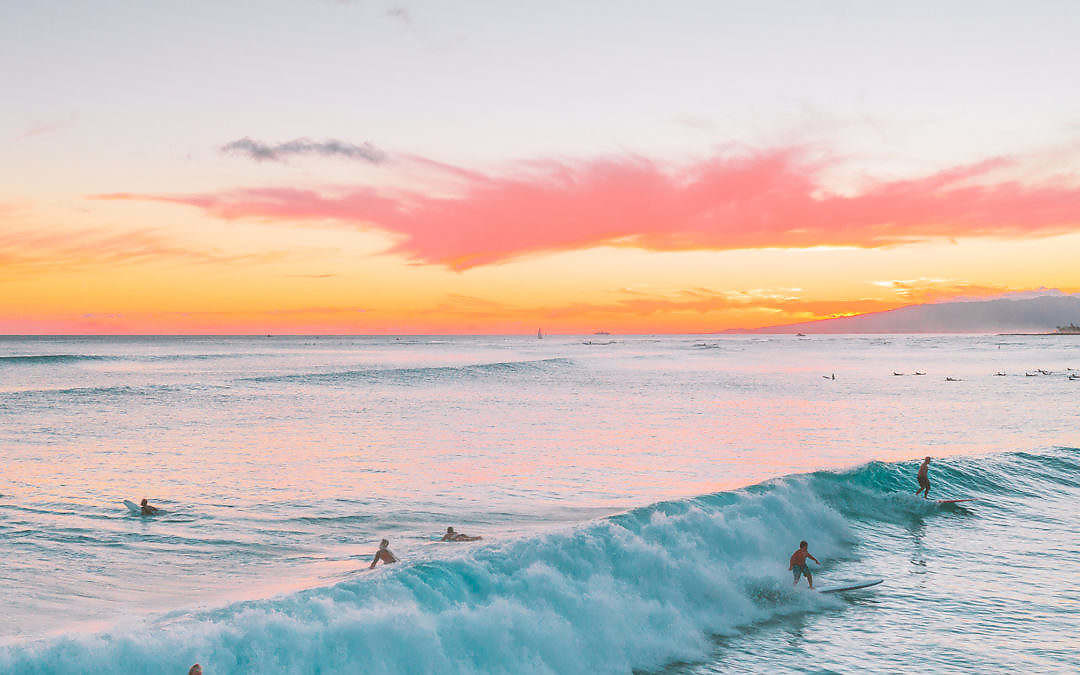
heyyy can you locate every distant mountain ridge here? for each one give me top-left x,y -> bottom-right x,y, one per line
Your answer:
734,295 -> 1080,334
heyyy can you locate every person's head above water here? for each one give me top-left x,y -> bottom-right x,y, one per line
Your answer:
140,498 -> 148,506
799,540 -> 808,549
446,527 -> 455,534
925,456 -> 931,462
379,539 -> 389,548
188,665 -> 202,675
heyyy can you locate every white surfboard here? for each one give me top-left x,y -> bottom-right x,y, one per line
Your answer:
816,578 -> 883,594
123,500 -> 143,514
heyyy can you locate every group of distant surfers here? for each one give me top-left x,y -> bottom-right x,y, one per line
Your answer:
140,458 -> 938,586
368,527 -> 481,568
377,459 -> 937,587
130,499 -> 482,570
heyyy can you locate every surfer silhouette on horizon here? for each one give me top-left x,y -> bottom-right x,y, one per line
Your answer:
915,457 -> 932,499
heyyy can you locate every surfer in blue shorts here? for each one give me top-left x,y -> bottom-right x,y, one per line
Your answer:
789,540 -> 819,589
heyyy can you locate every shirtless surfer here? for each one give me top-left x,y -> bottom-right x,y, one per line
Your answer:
441,526 -> 482,542
369,539 -> 398,568
789,540 -> 819,589
139,498 -> 160,516
915,456 -> 932,499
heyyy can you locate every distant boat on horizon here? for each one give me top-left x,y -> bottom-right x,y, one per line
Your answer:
537,328 -> 543,339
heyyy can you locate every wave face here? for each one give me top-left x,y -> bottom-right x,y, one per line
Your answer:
7,450 -> 1077,674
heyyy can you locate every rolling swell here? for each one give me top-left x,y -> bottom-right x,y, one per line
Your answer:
0,353 -> 248,366
3,449 -> 1076,674
0,354 -> 111,365
242,357 -> 575,385
0,383 -> 186,402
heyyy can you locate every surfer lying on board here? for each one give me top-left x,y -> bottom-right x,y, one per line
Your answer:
441,526 -> 482,542
369,539 -> 399,568
139,498 -> 160,516
790,540 -> 820,589
915,456 -> 932,499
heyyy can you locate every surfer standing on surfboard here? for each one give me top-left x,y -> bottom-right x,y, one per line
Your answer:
915,457 -> 932,499
789,540 -> 820,589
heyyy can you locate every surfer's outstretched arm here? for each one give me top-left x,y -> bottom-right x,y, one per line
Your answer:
808,554 -> 819,564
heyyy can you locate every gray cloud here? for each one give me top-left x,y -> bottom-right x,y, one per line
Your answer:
221,137 -> 387,164
385,6 -> 412,25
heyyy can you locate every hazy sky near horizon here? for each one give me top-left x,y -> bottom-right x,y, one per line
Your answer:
3,1 -> 1080,332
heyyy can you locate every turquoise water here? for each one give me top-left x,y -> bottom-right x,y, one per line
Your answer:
0,335 -> 1077,673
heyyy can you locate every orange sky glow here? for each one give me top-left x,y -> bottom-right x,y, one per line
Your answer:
4,3 -> 1080,334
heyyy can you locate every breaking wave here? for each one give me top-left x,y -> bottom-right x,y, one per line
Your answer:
3,449 -> 1076,674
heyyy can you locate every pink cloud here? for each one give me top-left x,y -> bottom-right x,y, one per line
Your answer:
94,149 -> 1080,270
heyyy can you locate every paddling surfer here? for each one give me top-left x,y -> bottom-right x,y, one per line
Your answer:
915,457 -> 932,499
369,539 -> 398,568
441,526 -> 481,542
789,540 -> 819,589
139,498 -> 160,516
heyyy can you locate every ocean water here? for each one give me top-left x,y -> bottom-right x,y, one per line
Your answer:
0,335 -> 1077,673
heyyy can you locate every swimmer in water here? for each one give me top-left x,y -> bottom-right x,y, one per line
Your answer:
441,526 -> 482,542
140,498 -> 160,515
369,539 -> 398,568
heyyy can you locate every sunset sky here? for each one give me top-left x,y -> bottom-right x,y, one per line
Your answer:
3,1 -> 1080,333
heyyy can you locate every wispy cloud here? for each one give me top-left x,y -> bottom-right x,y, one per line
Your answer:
0,225 -> 287,275
18,113 -> 77,139
872,280 -> 1077,304
97,147 -> 1080,270
870,278 -> 1016,303
385,6 -> 412,25
422,287 -> 897,324
220,137 -> 387,164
